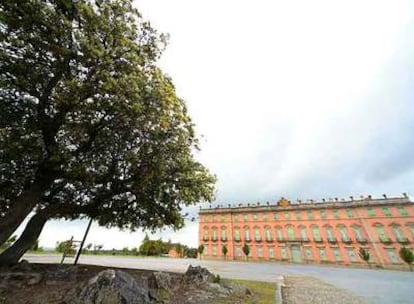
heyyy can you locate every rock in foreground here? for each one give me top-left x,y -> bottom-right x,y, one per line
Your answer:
64,269 -> 150,304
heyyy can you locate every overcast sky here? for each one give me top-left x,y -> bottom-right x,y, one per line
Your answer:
28,0 -> 414,249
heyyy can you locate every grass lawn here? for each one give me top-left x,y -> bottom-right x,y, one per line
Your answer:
210,278 -> 276,304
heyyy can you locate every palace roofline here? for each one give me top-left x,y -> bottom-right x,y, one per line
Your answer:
199,195 -> 412,214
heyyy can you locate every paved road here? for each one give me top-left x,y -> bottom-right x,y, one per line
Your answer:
24,254 -> 413,304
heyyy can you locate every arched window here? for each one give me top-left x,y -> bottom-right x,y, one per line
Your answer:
312,225 -> 321,242
275,226 -> 283,241
299,226 -> 308,241
244,226 -> 251,241
325,225 -> 335,243
203,227 -> 209,241
337,224 -> 350,243
351,225 -> 365,243
286,225 -> 295,241
254,226 -> 262,241
221,226 -> 227,241
234,227 -> 241,241
391,224 -> 407,243
374,223 -> 389,243
212,227 -> 218,241
264,226 -> 272,241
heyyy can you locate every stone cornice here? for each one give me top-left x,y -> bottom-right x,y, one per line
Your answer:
199,197 -> 412,214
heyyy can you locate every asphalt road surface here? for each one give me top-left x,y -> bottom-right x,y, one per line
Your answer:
24,254 -> 413,304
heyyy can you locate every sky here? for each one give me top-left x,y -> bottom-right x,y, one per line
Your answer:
20,0 -> 414,249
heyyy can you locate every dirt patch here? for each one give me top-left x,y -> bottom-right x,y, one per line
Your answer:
282,275 -> 370,304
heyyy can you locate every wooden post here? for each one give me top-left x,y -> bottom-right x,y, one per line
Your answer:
74,218 -> 93,265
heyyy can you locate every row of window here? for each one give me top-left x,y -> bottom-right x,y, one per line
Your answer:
203,223 -> 414,243
203,206 -> 410,223
205,245 -> 406,264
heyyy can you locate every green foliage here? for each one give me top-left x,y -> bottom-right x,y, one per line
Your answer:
0,0 -> 215,238
218,279 -> 275,304
186,248 -> 198,258
358,248 -> 370,263
242,244 -> 250,260
55,240 -> 76,254
197,244 -> 205,260
399,247 -> 414,271
0,235 -> 16,250
138,235 -> 197,257
213,274 -> 221,283
222,245 -> 228,259
139,236 -> 169,256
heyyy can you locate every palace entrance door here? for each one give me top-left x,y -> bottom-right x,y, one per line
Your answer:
290,245 -> 302,263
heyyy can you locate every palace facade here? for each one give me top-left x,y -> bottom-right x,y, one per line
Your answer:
198,195 -> 414,269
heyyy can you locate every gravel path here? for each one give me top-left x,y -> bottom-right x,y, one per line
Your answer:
282,276 -> 370,304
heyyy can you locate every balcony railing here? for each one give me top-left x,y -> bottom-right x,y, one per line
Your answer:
341,237 -> 352,244
397,237 -> 409,244
379,236 -> 392,244
255,237 -> 262,242
356,237 -> 367,244
221,237 -> 227,242
265,237 -> 273,243
211,236 -> 218,242
276,237 -> 307,243
234,238 -> 241,243
245,238 -> 252,243
203,236 -> 209,242
327,237 -> 337,244
313,237 -> 323,243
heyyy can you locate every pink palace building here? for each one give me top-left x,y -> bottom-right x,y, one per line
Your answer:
198,194 -> 414,269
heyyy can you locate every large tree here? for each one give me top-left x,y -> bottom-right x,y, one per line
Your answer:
0,0 -> 215,265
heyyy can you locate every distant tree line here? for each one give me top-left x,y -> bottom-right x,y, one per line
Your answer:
139,234 -> 198,258
53,234 -> 198,258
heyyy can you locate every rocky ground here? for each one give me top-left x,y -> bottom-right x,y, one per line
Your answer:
282,276 -> 370,304
0,262 -> 253,304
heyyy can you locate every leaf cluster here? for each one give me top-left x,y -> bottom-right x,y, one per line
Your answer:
399,247 -> 414,265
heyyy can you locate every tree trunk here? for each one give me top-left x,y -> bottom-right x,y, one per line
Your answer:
0,208 -> 50,267
0,180 -> 47,246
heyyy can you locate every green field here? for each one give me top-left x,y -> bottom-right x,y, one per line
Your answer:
209,279 -> 276,304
